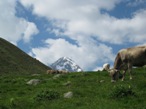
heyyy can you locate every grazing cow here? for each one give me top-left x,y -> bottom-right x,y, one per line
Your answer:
108,46 -> 146,82
46,70 -> 56,74
60,70 -> 69,74
46,69 -> 69,74
102,63 -> 110,71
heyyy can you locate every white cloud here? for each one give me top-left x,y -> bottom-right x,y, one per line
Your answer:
30,38 -> 115,71
127,0 -> 146,7
93,67 -> 103,71
19,0 -> 146,44
19,0 -> 120,20
23,22 -> 39,43
0,0 -> 38,44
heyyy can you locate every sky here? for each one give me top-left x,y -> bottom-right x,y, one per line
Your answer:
0,0 -> 146,71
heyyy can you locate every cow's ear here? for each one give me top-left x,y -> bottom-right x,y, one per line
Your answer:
115,69 -> 118,72
107,69 -> 111,73
107,69 -> 114,75
115,69 -> 120,73
107,69 -> 112,72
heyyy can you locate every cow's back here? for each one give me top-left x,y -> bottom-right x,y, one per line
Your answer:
132,46 -> 146,66
117,46 -> 146,67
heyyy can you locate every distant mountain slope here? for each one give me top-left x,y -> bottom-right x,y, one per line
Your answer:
0,38 -> 51,74
51,57 -> 83,72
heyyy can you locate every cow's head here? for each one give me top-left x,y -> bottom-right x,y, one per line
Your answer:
107,68 -> 120,82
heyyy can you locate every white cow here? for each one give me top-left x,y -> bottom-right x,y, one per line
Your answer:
102,63 -> 110,71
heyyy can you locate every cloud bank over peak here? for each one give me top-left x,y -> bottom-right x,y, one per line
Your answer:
1,0 -> 146,70
30,37 -> 115,70
20,0 -> 146,70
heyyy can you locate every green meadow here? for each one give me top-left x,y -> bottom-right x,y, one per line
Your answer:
1,68 -> 146,109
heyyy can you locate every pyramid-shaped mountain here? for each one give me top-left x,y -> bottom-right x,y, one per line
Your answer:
51,57 -> 83,72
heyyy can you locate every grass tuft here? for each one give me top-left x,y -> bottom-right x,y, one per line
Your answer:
109,85 -> 136,99
34,90 -> 60,101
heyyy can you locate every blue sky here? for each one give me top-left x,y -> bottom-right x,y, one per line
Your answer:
0,0 -> 146,71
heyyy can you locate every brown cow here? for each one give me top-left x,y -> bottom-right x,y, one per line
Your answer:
108,46 -> 146,82
59,70 -> 69,74
46,69 -> 69,74
46,70 -> 56,74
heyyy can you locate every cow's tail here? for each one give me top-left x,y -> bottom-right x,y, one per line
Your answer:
114,53 -> 122,70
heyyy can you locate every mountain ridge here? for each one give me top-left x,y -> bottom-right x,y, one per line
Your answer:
51,57 -> 83,72
0,37 -> 51,74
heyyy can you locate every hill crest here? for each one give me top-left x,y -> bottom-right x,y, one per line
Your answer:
0,38 -> 51,74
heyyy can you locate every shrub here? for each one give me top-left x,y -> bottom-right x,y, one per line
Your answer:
109,85 -> 136,99
34,90 -> 60,101
0,105 -> 8,109
9,98 -> 29,108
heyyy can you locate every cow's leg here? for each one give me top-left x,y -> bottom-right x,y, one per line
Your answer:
111,75 -> 116,82
128,63 -> 132,80
121,70 -> 126,81
129,68 -> 132,80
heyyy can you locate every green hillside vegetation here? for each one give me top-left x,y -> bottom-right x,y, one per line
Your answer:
0,38 -> 51,74
1,68 -> 146,109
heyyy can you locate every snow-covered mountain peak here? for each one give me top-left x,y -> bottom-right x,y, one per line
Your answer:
51,57 -> 83,72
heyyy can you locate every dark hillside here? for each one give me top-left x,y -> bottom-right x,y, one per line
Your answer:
0,38 -> 51,74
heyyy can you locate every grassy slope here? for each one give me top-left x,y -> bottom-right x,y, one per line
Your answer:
0,38 -> 51,74
0,68 -> 146,109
